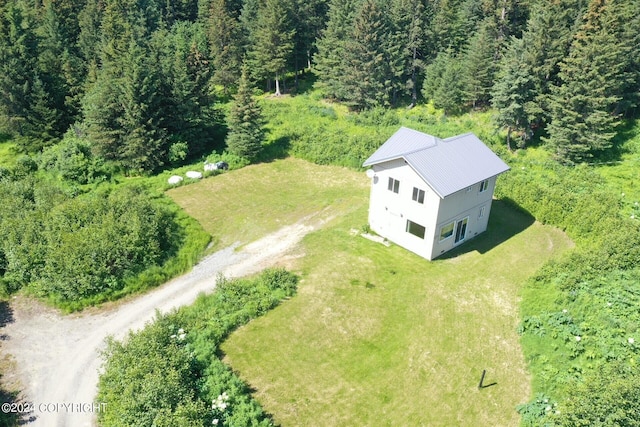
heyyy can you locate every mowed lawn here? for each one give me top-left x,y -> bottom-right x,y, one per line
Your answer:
167,157 -> 369,250
170,158 -> 573,426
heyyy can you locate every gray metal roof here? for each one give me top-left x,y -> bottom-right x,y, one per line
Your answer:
363,127 -> 510,198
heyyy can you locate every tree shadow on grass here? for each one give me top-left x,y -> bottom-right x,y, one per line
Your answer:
437,199 -> 535,260
593,119 -> 640,164
259,136 -> 292,163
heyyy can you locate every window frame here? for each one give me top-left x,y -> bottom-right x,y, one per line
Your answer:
412,187 -> 425,204
439,222 -> 455,241
406,219 -> 426,239
479,179 -> 490,193
388,177 -> 400,194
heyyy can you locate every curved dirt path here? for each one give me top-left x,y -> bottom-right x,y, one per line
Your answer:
0,218 -> 318,426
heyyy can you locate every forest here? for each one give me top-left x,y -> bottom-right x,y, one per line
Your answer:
1,0 -> 639,167
1,0 -> 640,425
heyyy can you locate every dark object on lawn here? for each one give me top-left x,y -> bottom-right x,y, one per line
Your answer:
215,161 -> 229,170
478,369 -> 497,389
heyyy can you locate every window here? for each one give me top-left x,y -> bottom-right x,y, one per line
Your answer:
479,206 -> 485,218
479,179 -> 489,193
406,220 -> 426,239
439,222 -> 454,241
388,177 -> 400,193
412,187 -> 425,204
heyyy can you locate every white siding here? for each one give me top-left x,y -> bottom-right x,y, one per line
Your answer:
430,176 -> 496,258
367,163 -> 498,260
368,160 -> 440,260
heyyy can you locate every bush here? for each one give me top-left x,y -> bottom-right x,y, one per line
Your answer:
40,136 -> 107,184
33,186 -> 180,301
501,157 -> 640,424
98,269 -> 298,427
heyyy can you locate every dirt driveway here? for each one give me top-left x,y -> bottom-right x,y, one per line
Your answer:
0,218 -> 318,426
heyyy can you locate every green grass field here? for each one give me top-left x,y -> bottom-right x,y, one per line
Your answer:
169,157 -> 573,426
167,157 -> 369,250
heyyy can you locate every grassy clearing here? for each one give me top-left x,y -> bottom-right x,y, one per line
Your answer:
167,157 -> 369,251
0,140 -> 18,167
208,165 -> 572,425
259,91 -> 506,169
594,120 -> 640,218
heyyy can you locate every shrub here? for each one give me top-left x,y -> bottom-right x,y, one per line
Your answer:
98,269 -> 298,427
40,136 -> 107,184
32,186 -> 180,301
169,141 -> 189,164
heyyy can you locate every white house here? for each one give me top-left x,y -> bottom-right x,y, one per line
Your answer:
363,127 -> 510,260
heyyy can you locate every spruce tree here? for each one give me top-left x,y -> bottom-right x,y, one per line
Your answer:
491,37 -> 536,150
463,18 -> 499,108
208,0 -> 243,94
519,0 -> 588,129
314,0 -> 360,101
250,0 -> 295,95
0,1 -> 59,150
389,0 -> 428,107
341,0 -> 391,110
422,50 -> 467,115
291,0 -> 328,75
226,64 -> 264,161
545,0 -> 632,163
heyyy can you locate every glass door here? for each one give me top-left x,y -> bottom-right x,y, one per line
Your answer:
454,218 -> 468,244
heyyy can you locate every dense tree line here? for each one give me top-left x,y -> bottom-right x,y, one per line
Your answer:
2,0 -> 638,167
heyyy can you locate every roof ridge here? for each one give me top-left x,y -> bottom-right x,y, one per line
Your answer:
442,132 -> 475,142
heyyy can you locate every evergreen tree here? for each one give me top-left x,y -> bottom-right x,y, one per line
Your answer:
389,0 -> 428,107
341,0 -> 392,110
463,18 -> 499,108
291,0 -> 328,87
519,0 -> 588,129
491,37 -> 536,149
422,50 -> 468,115
84,39 -> 169,173
314,0 -> 361,100
545,0 -> 632,163
226,64 -> 264,161
208,0 -> 243,93
428,0 -> 470,55
250,0 -> 295,95
38,0 -> 84,135
78,0 -> 104,67
0,1 -> 58,150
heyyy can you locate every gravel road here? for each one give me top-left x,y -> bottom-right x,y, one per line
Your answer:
0,218 -> 317,426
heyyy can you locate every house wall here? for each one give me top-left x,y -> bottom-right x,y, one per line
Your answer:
367,163 -> 499,260
429,176 -> 497,258
368,160 -> 441,260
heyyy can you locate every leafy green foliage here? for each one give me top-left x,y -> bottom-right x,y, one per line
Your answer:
98,316 -> 208,427
0,176 -> 195,305
497,151 -> 640,425
39,133 -> 108,184
98,268 -> 298,427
